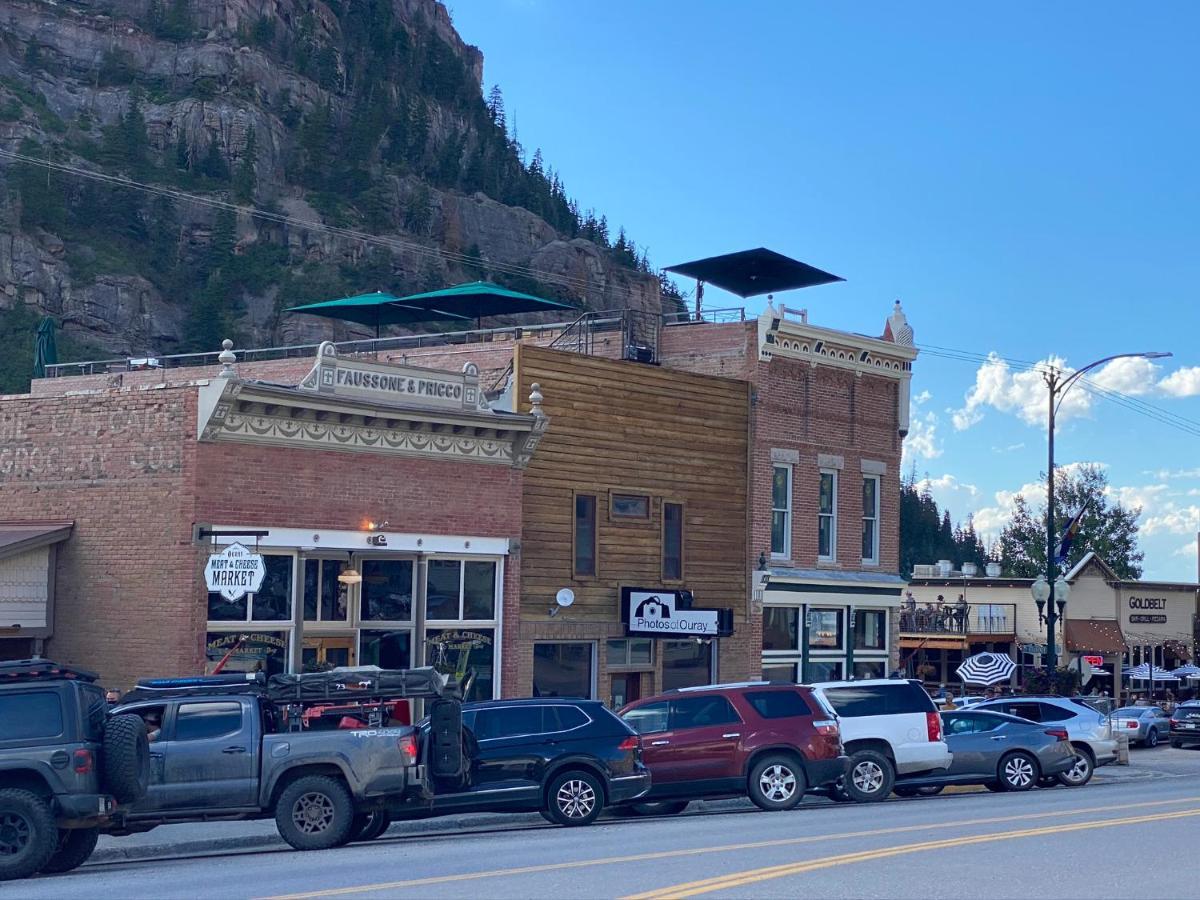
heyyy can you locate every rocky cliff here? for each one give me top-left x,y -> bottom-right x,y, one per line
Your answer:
0,0 -> 661,372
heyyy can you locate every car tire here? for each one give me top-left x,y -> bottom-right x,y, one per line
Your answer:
1037,776 -> 1059,788
102,713 -> 150,804
747,755 -> 806,811
894,785 -> 943,797
984,781 -> 1004,792
1146,729 -> 1159,748
1056,750 -> 1094,787
1170,739 -> 1183,749
544,770 -> 604,827
0,789 -> 58,882
39,827 -> 100,874
348,811 -> 391,843
998,752 -> 1038,792
843,750 -> 894,803
274,775 -> 356,850
626,801 -> 690,817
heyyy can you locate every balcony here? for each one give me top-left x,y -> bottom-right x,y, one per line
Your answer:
900,603 -> 1017,638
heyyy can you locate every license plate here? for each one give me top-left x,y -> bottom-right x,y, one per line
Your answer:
1181,723 -> 1196,730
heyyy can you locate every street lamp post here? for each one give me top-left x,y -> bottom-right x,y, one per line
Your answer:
1041,352 -> 1171,673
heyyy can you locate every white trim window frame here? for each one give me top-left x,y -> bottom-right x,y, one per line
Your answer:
861,474 -> 880,566
818,469 -> 838,562
771,464 -> 793,560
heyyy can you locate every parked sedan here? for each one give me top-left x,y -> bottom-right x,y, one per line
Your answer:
892,710 -> 1077,795
1112,706 -> 1171,747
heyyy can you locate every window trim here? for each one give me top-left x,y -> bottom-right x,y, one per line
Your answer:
606,638 -> 655,671
609,491 -> 652,521
808,607 -> 845,652
532,641 -> 598,700
861,474 -> 880,566
357,555 -> 418,625
818,468 -> 838,562
572,491 -> 599,578
853,607 -> 888,652
302,557 -> 351,625
771,464 -> 793,560
661,500 -> 685,583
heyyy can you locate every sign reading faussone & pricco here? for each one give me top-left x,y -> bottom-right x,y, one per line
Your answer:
204,542 -> 266,601
620,588 -> 733,638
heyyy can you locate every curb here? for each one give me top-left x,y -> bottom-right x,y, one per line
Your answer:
90,833 -> 284,865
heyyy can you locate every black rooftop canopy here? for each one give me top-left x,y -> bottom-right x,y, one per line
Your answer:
665,248 -> 843,298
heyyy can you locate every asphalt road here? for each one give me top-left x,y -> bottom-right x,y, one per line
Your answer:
12,746 -> 1200,900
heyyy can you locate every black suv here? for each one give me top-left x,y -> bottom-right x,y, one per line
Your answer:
0,660 -> 149,881
1169,702 -> 1200,748
420,698 -> 650,826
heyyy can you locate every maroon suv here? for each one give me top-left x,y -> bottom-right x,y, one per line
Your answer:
617,682 -> 847,814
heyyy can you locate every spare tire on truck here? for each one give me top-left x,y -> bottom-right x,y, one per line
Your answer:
103,714 -> 150,803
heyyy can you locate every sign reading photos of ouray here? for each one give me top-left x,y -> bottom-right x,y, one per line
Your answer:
621,587 -> 734,638
298,341 -> 489,412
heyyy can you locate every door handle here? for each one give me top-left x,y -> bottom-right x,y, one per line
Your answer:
989,736 -> 1007,741
222,746 -> 248,754
650,740 -> 670,746
722,733 -> 741,739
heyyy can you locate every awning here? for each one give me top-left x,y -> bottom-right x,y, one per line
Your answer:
1065,619 -> 1127,654
900,636 -> 968,651
0,521 -> 72,638
0,522 -> 73,561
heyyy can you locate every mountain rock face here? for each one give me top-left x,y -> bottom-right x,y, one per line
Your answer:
0,0 -> 660,366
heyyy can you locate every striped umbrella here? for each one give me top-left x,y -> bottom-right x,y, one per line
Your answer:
1125,663 -> 1179,681
1170,664 -> 1200,679
956,652 -> 1016,685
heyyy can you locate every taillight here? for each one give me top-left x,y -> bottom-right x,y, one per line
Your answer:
1044,728 -> 1069,742
73,748 -> 93,774
618,735 -> 640,752
397,736 -> 418,764
1126,721 -> 1139,729
1170,719 -> 1180,726
926,711 -> 942,742
813,719 -> 839,736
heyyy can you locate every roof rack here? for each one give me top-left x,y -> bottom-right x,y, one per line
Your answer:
0,659 -> 99,684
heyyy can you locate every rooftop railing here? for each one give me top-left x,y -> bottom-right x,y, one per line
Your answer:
900,603 -> 1018,636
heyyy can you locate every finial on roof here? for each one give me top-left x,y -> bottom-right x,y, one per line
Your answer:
529,382 -> 544,417
887,300 -> 914,346
218,339 -> 236,377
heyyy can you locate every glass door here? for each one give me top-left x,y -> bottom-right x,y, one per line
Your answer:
301,635 -> 356,671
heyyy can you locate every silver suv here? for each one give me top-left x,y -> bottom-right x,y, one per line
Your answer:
971,696 -> 1115,786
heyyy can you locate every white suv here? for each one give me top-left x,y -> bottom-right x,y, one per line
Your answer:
971,696 -> 1116,786
808,679 -> 952,802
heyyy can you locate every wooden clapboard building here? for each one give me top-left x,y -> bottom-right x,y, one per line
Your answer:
510,344 -> 751,708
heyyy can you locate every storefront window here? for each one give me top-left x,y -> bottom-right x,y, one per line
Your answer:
359,629 -> 412,670
763,607 -> 799,651
204,631 -> 288,676
763,662 -> 799,683
533,643 -> 594,698
807,660 -> 843,682
303,559 -> 347,622
808,609 -> 843,649
207,554 -> 293,622
853,660 -> 885,680
463,562 -> 497,619
426,560 -> 498,620
854,609 -> 886,651
426,628 -> 494,701
662,640 -> 713,691
361,560 -> 413,621
607,639 -> 653,667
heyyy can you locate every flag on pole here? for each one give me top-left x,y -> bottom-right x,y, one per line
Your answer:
1054,503 -> 1089,565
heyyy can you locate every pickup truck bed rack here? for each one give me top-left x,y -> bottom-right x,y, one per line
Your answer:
0,658 -> 100,683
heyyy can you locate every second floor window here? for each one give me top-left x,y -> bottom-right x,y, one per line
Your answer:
818,470 -> 837,561
771,465 -> 791,558
861,475 -> 880,565
574,493 -> 597,577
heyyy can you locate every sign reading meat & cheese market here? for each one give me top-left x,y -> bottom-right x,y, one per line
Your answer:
205,542 -> 266,601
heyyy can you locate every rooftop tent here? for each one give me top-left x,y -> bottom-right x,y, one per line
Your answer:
285,291 -> 473,338
666,248 -> 843,317
390,281 -> 579,327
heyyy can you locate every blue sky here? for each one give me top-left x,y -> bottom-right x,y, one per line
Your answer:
451,1 -> 1200,580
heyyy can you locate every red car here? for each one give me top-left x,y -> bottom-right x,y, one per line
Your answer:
617,681 -> 847,814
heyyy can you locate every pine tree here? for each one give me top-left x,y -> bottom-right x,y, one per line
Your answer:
486,84 -> 506,132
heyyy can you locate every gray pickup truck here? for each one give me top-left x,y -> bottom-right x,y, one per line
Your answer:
109,666 -> 459,851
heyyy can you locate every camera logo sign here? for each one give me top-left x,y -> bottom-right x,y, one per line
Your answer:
626,590 -> 719,637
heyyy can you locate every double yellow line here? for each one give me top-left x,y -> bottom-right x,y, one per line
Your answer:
627,807 -> 1200,899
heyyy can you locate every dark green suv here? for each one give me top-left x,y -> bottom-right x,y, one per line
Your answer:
0,660 -> 149,881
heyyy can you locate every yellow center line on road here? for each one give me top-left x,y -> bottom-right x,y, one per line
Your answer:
626,807 -> 1200,900
257,796 -> 1200,899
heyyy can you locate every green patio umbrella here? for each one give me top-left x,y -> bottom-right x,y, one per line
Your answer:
389,281 -> 578,328
33,316 -> 58,379
286,291 -> 473,338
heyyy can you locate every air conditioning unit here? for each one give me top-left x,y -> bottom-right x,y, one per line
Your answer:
937,560 -> 953,577
911,564 -> 940,579
986,562 -> 1002,578
961,562 -> 978,577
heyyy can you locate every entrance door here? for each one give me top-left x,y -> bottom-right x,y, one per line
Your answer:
610,673 -> 641,710
302,635 -> 356,670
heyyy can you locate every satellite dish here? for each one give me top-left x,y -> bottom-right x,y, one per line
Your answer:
555,588 -> 576,608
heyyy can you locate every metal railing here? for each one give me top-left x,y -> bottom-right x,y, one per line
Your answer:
900,604 -> 1017,636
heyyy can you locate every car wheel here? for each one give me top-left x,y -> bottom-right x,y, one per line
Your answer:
1146,728 -> 1159,748
747,755 -> 806,811
0,789 -> 58,882
1056,750 -> 1094,787
39,827 -> 100,874
893,785 -> 942,798
274,775 -> 355,850
1170,739 -> 1183,749
544,770 -> 604,827
627,801 -> 690,817
998,752 -> 1038,792
843,750 -> 895,803
348,811 -> 391,843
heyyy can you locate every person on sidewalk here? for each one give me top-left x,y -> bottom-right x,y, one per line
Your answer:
940,691 -> 957,711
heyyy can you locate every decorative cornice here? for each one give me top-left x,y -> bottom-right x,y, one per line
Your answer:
757,307 -> 918,377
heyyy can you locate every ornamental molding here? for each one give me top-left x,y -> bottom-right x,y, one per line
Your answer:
756,307 -> 918,378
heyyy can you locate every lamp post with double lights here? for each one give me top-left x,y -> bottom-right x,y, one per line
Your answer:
1040,351 -> 1171,672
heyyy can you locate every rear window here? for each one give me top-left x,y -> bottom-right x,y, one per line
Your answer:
745,690 -> 812,720
544,705 -> 588,732
175,702 -> 244,741
472,706 -> 543,740
0,692 -> 65,741
823,684 -> 933,718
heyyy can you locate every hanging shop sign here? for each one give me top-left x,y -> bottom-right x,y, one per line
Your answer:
298,342 -> 487,412
204,542 -> 266,601
620,588 -> 733,638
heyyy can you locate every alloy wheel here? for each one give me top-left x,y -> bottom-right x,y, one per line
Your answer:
292,792 -> 336,835
0,812 -> 31,857
1004,756 -> 1034,788
556,779 -> 596,820
1062,754 -> 1091,784
758,764 -> 798,802
1147,729 -> 1158,748
852,761 -> 885,795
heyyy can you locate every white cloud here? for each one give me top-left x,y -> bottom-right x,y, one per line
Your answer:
904,411 -> 941,463
1158,366 -> 1200,398
918,474 -> 979,499
1172,536 -> 1198,559
1144,467 -> 1200,480
913,390 -> 932,405
1105,482 -> 1168,512
1141,505 -> 1200,536
992,442 -> 1025,454
1089,356 -> 1162,396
